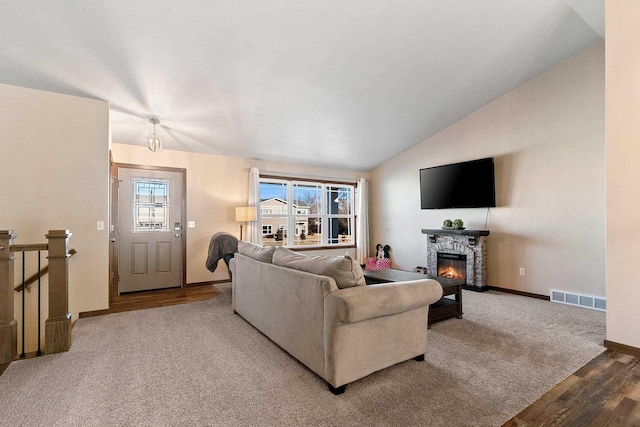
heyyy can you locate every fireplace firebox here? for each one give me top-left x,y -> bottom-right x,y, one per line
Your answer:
437,253 -> 467,282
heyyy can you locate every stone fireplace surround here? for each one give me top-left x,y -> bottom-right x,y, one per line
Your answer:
421,229 -> 490,291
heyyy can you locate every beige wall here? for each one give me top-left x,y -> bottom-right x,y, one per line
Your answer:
0,83 -> 110,328
110,144 -> 367,283
605,1 -> 640,349
370,42 -> 605,298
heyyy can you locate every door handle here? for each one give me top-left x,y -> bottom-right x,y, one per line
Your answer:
110,238 -> 116,242
175,233 -> 180,238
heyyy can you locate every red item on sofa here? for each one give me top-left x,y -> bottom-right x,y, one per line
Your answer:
365,257 -> 391,270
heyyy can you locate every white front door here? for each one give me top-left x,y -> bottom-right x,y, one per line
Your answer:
117,167 -> 184,293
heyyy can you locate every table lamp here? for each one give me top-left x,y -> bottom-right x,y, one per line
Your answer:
235,206 -> 257,241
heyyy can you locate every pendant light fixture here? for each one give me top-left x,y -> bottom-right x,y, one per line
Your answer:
146,118 -> 164,152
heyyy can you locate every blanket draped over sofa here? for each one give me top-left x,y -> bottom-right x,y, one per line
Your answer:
230,241 -> 443,394
205,232 -> 238,272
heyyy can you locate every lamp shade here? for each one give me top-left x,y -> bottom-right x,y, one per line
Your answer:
235,206 -> 257,222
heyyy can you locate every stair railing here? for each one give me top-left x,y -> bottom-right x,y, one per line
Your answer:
0,230 -> 72,370
14,249 -> 77,293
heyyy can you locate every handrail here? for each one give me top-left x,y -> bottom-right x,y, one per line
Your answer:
10,244 -> 49,252
14,248 -> 77,292
1,229 -> 74,365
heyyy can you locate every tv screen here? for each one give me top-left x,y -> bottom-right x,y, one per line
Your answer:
420,158 -> 496,209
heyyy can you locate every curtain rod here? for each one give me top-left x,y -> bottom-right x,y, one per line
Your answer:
254,169 -> 359,184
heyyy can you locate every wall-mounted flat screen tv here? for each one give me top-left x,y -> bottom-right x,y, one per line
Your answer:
420,157 -> 496,209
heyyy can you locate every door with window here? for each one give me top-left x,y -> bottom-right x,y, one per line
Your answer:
115,166 -> 185,293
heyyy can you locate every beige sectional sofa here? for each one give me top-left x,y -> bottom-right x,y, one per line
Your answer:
229,241 -> 443,394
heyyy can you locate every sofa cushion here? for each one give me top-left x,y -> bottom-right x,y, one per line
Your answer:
238,240 -> 276,263
273,247 -> 365,289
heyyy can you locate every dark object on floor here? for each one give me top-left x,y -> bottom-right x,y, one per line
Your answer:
206,232 -> 238,272
328,384 -> 346,395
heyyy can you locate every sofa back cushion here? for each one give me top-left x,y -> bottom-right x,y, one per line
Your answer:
273,247 -> 365,289
238,240 -> 276,263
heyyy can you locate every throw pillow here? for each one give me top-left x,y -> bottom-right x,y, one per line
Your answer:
272,247 -> 365,289
237,240 -> 276,263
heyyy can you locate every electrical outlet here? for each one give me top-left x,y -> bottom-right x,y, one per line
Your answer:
188,221 -> 196,228
97,221 -> 105,231
519,268 -> 526,276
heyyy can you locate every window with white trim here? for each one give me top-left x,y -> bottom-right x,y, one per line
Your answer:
258,178 -> 355,248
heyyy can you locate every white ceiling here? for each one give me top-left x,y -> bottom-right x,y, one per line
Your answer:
0,0 -> 603,171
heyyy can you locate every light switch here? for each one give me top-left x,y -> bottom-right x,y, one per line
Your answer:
188,221 -> 196,228
97,221 -> 105,231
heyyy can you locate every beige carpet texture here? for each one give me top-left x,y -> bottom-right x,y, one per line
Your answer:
0,283 -> 605,426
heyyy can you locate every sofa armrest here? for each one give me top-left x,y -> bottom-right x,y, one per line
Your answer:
325,279 -> 443,323
229,258 -> 236,276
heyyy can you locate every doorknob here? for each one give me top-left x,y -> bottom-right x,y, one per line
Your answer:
110,238 -> 116,242
175,233 -> 180,238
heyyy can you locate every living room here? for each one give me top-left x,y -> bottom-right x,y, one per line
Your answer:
1,1 -> 639,425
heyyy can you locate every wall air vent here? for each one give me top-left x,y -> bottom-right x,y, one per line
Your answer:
549,289 -> 606,312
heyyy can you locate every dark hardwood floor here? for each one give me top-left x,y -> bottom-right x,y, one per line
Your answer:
79,283 -> 222,318
504,350 -> 640,426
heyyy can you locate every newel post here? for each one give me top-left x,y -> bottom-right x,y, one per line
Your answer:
45,230 -> 72,354
0,230 -> 18,365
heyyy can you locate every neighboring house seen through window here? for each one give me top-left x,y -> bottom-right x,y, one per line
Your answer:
258,178 -> 355,248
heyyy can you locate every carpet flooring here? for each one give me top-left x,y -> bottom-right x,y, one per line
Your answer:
0,284 -> 605,426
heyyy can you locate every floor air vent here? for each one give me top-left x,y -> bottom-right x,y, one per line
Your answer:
550,289 -> 606,311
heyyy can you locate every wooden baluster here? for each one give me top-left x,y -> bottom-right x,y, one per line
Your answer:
45,230 -> 72,354
0,230 -> 18,366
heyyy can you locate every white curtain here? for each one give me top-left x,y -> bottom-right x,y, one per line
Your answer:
356,177 -> 370,264
247,167 -> 260,244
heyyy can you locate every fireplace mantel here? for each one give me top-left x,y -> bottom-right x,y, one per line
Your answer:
422,229 -> 490,246
421,229 -> 490,236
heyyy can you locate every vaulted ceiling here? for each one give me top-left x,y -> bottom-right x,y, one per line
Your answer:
0,1 -> 603,171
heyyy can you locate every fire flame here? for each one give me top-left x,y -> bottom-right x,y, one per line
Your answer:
440,265 -> 465,280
